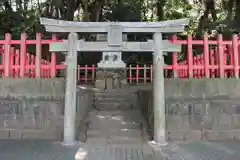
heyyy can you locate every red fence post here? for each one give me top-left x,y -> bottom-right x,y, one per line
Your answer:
25,52 -> 29,77
172,53 -> 178,78
201,54 -> 204,77
209,50 -> 214,77
187,35 -> 193,78
223,45 -> 228,77
20,33 -> 27,77
232,34 -> 239,78
228,43 -> 234,77
203,33 -> 210,78
35,33 -> 42,78
171,35 -> 178,78
30,54 -> 35,78
85,65 -> 88,83
217,35 -> 224,78
51,34 -> 57,78
91,65 -> 95,84
193,56 -> 196,77
10,47 -> 15,77
15,49 -> 20,77
136,65 -> 139,84
129,65 -> 132,84
4,33 -> 11,77
143,64 -> 147,83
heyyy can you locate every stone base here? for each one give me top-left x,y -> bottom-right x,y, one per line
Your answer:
95,69 -> 127,90
97,61 -> 126,69
95,79 -> 106,90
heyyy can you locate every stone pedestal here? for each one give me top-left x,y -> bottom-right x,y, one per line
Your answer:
96,33 -> 127,90
97,52 -> 126,69
95,69 -> 127,90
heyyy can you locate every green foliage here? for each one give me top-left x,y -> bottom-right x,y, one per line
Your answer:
0,3 -> 42,39
106,3 -> 141,22
0,0 -> 238,64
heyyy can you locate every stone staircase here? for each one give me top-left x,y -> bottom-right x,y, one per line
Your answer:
94,90 -> 136,110
85,89 -> 147,145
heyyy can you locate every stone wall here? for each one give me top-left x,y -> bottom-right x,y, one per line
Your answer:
0,78 -> 65,140
75,86 -> 94,141
137,79 -> 240,141
0,79 -> 94,141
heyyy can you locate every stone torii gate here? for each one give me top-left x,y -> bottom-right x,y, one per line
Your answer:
40,18 -> 188,146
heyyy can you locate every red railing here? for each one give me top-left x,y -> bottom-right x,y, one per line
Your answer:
0,33 -> 62,78
171,34 -> 240,78
2,46 -> 52,78
0,32 -> 240,84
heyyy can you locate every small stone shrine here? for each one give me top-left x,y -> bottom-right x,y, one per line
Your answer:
95,34 -> 128,90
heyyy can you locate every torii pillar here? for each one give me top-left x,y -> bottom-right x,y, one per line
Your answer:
153,32 -> 167,146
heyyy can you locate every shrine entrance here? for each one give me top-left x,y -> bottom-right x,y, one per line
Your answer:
40,18 -> 188,146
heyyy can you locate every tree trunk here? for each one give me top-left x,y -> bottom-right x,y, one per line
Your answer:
156,0 -> 166,21
234,0 -> 240,30
235,0 -> 240,20
226,0 -> 234,20
203,0 -> 217,21
66,0 -> 75,21
89,0 -> 105,21
82,0 -> 89,21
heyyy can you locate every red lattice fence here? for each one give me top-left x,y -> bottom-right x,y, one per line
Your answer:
0,33 -> 239,84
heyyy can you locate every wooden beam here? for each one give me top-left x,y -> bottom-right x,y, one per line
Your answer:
50,40 -> 181,52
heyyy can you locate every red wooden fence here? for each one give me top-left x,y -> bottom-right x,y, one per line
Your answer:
0,32 -> 239,84
171,34 -> 240,79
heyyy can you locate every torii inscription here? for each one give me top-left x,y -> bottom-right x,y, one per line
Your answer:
40,17 -> 189,147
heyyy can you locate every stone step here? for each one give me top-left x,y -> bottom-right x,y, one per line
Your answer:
87,110 -> 143,122
86,137 -> 108,144
108,137 -> 143,145
88,110 -> 141,116
94,91 -> 133,97
95,101 -> 132,105
86,137 -> 143,145
94,96 -> 132,102
88,119 -> 142,130
88,118 -> 141,127
94,89 -> 131,93
87,129 -> 142,139
94,97 -> 131,102
95,102 -> 133,110
87,116 -> 141,124
94,96 -> 132,101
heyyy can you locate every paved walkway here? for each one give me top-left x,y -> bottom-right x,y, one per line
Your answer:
75,144 -> 155,160
74,141 -> 240,160
155,141 -> 240,160
0,140 -> 80,160
2,140 -> 240,160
